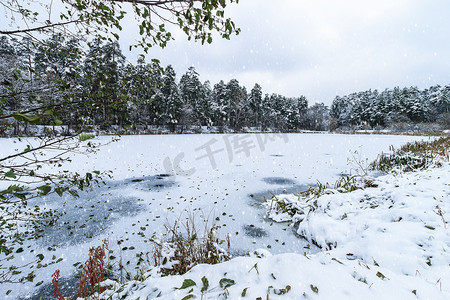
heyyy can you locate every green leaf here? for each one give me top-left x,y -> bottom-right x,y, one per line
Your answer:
79,133 -> 95,141
201,276 -> 209,292
181,295 -> 195,300
12,113 -> 42,124
178,279 -> 196,289
0,245 -> 11,255
5,170 -> 16,179
37,185 -> 51,196
424,225 -> 435,230
219,278 -> 235,289
25,271 -> 35,282
54,118 -> 63,126
54,187 -> 66,197
69,189 -> 79,197
241,287 -> 249,297
24,145 -> 31,153
310,284 -> 318,294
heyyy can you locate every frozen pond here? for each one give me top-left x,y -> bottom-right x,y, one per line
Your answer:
0,133 -> 428,299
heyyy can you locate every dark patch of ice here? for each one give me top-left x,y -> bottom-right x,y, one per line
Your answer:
24,274 -> 79,300
146,180 -> 175,190
35,173 -> 176,247
243,225 -> 267,238
337,173 -> 351,177
157,173 -> 171,177
37,194 -> 142,247
124,175 -> 175,190
262,177 -> 297,185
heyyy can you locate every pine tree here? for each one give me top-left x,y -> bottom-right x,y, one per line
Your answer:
249,83 -> 263,127
225,79 -> 247,130
83,39 -> 126,127
162,65 -> 183,128
179,67 -> 203,126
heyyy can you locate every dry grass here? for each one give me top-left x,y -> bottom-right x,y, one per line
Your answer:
77,239 -> 109,298
370,136 -> 449,172
152,214 -> 231,276
51,269 -> 65,300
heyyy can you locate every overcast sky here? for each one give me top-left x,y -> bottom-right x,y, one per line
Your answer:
117,0 -> 450,105
3,0 -> 448,105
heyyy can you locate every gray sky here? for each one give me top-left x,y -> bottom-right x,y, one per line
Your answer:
3,0 -> 448,105
119,0 -> 450,106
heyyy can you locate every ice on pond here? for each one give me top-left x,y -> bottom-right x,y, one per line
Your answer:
262,177 -> 297,185
36,174 -> 176,246
0,133 -> 429,299
243,224 -> 268,238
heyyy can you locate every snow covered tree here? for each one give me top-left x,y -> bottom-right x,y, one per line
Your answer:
83,39 -> 126,127
211,80 -> 228,127
305,103 -> 329,131
161,65 -> 183,128
330,84 -> 449,131
225,79 -> 247,129
0,37 -> 21,113
287,96 -> 308,130
249,83 -> 263,127
198,81 -> 214,126
179,67 -> 204,126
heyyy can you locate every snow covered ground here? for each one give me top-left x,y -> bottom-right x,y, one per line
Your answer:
0,133 -> 442,299
98,147 -> 450,300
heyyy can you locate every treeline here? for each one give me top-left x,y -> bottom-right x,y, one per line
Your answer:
330,86 -> 449,131
2,35 -> 448,134
0,35 -> 329,133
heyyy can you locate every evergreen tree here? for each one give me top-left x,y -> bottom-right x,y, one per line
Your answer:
83,39 -> 126,127
179,67 -> 203,125
162,65 -> 183,127
211,80 -> 228,127
225,79 -> 247,129
249,83 -> 263,127
198,81 -> 213,126
305,103 -> 329,131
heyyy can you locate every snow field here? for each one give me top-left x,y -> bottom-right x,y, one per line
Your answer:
0,133 -> 438,299
99,161 -> 450,299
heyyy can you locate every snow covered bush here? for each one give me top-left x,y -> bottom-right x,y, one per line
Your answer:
370,136 -> 449,172
265,175 -> 366,248
266,176 -> 363,218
